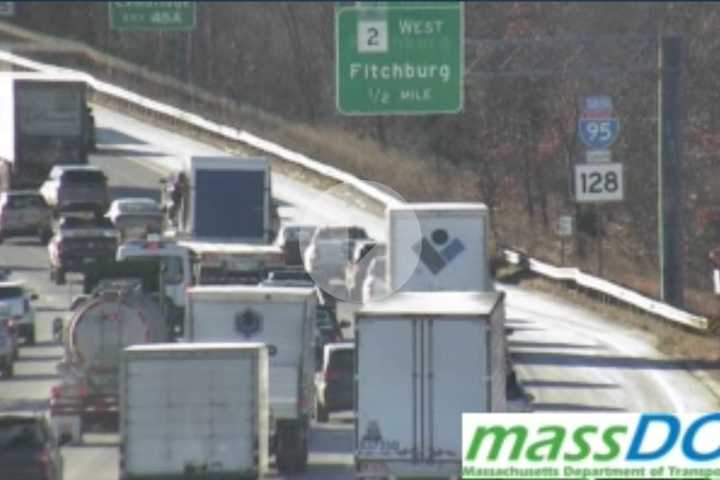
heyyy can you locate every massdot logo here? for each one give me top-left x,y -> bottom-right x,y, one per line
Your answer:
412,228 -> 466,275
462,413 -> 720,480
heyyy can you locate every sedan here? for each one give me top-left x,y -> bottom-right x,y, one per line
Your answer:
105,198 -> 162,241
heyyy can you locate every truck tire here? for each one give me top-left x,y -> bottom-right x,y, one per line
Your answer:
315,399 -> 329,423
39,229 -> 51,245
276,420 -> 306,474
295,428 -> 309,473
55,268 -> 66,285
25,327 -> 35,346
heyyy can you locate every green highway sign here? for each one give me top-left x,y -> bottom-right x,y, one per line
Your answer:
336,3 -> 464,115
109,2 -> 196,31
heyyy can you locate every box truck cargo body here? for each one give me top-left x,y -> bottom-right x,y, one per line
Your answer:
174,156 -> 273,243
388,203 -> 492,294
354,291 -> 506,479
120,343 -> 269,480
184,285 -> 316,473
0,72 -> 90,190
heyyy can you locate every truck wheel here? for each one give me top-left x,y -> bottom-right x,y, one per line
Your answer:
39,230 -> 51,245
25,328 -> 35,346
294,429 -> 309,473
315,399 -> 329,423
276,422 -> 302,474
55,268 -> 66,285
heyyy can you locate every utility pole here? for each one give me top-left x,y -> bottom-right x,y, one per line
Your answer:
657,36 -> 684,307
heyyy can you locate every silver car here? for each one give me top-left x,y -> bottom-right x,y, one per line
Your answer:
0,191 -> 52,244
0,282 -> 38,345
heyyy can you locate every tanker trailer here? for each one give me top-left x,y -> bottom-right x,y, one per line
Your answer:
48,279 -> 167,444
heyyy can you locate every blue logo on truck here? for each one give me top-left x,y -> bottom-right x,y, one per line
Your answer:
235,308 -> 262,338
412,228 -> 465,274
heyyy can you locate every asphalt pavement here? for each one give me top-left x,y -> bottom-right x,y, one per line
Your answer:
0,105 -> 717,479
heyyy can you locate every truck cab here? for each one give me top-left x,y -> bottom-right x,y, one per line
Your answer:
115,237 -> 192,310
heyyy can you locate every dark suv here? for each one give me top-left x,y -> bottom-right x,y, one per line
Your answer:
0,414 -> 65,480
47,216 -> 118,285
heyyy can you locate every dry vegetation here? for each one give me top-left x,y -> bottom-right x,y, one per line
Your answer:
6,3 -> 720,333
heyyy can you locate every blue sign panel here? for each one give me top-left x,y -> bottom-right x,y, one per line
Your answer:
578,118 -> 620,149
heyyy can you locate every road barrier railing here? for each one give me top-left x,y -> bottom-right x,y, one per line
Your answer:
0,26 -> 706,332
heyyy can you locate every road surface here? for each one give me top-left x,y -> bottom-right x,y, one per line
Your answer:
0,105 -> 717,479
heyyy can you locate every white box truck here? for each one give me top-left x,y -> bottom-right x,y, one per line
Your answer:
388,203 -> 492,294
0,72 -> 91,190
169,156 -> 277,243
119,343 -> 269,480
184,285 -> 316,474
354,291 -> 506,479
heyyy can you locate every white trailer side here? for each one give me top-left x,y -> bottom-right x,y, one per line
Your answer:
388,203 -> 492,293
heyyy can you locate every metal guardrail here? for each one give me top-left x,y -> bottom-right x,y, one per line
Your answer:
503,250 -> 708,331
0,43 -> 707,332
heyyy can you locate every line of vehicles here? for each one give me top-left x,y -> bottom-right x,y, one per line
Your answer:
0,71 -> 530,480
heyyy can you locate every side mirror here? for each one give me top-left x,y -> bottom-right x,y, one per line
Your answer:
339,320 -> 351,329
30,293 -> 38,301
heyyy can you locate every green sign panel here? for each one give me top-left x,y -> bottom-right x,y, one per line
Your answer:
110,2 -> 196,31
336,3 -> 464,115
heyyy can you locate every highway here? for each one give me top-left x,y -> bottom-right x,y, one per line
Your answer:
0,104 -> 717,479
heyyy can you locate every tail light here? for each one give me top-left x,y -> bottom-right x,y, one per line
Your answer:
37,448 -> 50,478
79,386 -> 89,397
324,369 -> 341,381
51,385 -> 62,399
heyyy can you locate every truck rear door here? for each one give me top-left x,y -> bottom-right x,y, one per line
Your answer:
356,318 -> 416,461
189,300 -> 304,417
424,317 -> 488,461
125,354 -> 258,476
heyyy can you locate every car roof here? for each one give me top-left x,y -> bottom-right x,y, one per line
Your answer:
55,165 -> 101,172
324,342 -> 354,354
113,197 -> 157,205
4,190 -> 43,197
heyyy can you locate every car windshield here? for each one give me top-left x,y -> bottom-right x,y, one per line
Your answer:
0,287 -> 23,300
315,227 -> 367,241
0,422 -> 45,450
328,349 -> 354,372
7,195 -> 46,209
122,255 -> 184,285
63,170 -> 105,184
119,201 -> 160,215
316,308 -> 335,329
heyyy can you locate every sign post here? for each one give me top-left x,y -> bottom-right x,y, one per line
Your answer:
336,2 -> 463,115
556,215 -> 573,266
109,2 -> 196,31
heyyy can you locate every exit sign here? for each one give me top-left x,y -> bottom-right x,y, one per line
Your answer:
109,2 -> 196,31
336,2 -> 464,115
